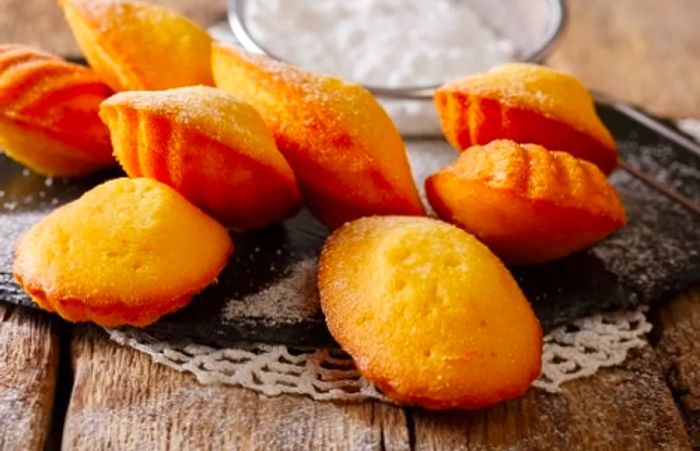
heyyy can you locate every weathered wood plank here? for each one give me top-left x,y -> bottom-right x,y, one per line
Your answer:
411,347 -> 691,450
547,0 -> 700,119
0,304 -> 60,451
62,327 -> 410,450
655,286 -> 700,448
65,326 -> 694,450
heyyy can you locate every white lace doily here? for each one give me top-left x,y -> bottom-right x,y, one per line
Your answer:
107,304 -> 651,402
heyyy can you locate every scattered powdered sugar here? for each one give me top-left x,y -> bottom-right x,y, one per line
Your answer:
70,0 -> 127,10
103,86 -> 271,155
217,141 -> 456,325
0,387 -> 44,447
0,211 -> 43,271
70,0 -> 160,32
222,258 -> 320,325
617,139 -> 700,197
593,170 -> 699,299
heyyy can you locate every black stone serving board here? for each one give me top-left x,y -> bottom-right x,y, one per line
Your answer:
1,103 -> 699,346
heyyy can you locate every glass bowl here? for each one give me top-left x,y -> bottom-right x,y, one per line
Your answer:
227,0 -> 567,100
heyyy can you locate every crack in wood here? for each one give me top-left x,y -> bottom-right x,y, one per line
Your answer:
44,321 -> 73,451
653,286 -> 700,448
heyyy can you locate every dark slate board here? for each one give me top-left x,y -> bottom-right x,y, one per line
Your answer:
1,103 -> 699,346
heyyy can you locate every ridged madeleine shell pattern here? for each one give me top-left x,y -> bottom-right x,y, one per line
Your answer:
435,63 -> 618,174
100,86 -> 302,230
426,140 -> 626,264
212,43 -> 425,229
0,44 -> 114,176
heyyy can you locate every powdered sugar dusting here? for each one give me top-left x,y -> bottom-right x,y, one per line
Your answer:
222,258 -> 319,325
103,86 -> 231,137
0,210 -> 43,271
591,181 -> 698,296
618,139 -> 700,200
102,86 -> 276,161
69,0 -> 130,11
68,0 -> 156,30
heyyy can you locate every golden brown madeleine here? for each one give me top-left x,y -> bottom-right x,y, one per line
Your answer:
59,0 -> 213,91
212,43 -> 425,229
14,177 -> 233,327
435,63 -> 618,174
318,216 -> 542,409
100,86 -> 301,230
426,140 -> 626,265
0,44 -> 114,176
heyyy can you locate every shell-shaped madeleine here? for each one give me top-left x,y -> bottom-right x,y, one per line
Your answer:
0,44 -> 114,176
99,86 -> 302,230
59,0 -> 213,91
14,177 -> 233,327
212,42 -> 424,229
318,216 -> 542,409
435,63 -> 618,174
426,140 -> 626,264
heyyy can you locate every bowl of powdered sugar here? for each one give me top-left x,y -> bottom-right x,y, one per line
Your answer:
228,0 -> 566,135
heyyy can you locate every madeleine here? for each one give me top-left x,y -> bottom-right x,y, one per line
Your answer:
0,44 -> 114,176
212,43 -> 424,228
318,216 -> 542,409
59,0 -> 213,91
435,63 -> 618,174
100,86 -> 301,230
13,178 -> 233,327
426,140 -> 626,264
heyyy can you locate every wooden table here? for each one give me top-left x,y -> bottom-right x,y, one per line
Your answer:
1,1 -> 700,449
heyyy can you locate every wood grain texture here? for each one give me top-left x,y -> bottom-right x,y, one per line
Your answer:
655,286 -> 700,448
64,326 -> 694,450
0,304 -> 60,451
546,0 -> 700,119
411,347 -> 691,450
63,327 -> 410,451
